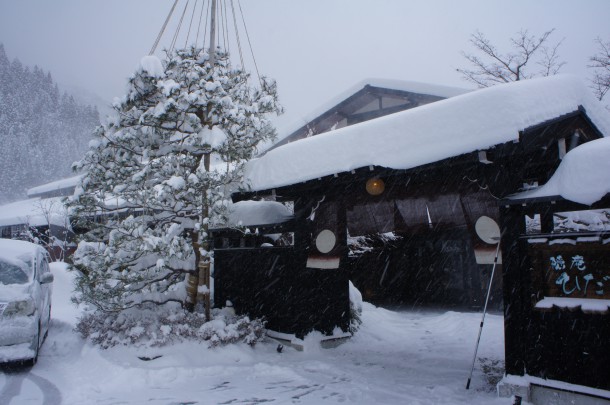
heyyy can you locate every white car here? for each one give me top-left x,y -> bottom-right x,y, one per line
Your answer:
0,239 -> 53,365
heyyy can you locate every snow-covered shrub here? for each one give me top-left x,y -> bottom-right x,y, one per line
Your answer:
348,232 -> 403,257
75,303 -> 266,349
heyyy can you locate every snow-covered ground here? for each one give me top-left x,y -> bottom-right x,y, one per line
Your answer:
0,263 -> 512,405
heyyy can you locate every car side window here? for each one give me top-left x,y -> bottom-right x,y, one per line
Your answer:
37,252 -> 50,281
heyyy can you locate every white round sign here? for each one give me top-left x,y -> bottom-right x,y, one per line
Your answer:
315,229 -> 337,253
475,216 -> 501,244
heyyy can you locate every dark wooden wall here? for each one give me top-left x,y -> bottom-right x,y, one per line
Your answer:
500,198 -> 610,390
213,246 -> 350,338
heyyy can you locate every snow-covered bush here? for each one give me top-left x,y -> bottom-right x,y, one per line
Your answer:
348,232 -> 403,257
75,304 -> 266,349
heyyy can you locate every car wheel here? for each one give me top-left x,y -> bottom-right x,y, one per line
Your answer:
30,321 -> 41,366
24,323 -> 40,367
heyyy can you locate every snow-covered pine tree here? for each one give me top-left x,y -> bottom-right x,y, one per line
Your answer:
69,46 -> 281,317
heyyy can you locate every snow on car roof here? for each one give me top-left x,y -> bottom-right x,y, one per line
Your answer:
0,238 -> 44,262
243,75 -> 610,192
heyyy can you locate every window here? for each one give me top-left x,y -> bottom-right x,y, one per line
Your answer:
10,224 -> 27,239
0,260 -> 29,285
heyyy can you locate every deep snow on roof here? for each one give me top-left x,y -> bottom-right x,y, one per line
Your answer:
0,197 -> 68,227
27,174 -> 83,197
226,200 -> 293,227
511,137 -> 610,205
244,75 -> 610,192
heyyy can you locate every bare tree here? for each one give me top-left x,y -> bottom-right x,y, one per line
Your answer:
588,37 -> 610,102
457,29 -> 566,88
22,199 -> 73,262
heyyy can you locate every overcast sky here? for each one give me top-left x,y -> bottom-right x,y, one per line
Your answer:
1,0 -> 610,133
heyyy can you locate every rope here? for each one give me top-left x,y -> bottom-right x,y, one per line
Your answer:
202,0 -> 210,51
169,0 -> 190,54
195,0 -> 207,48
150,0 -> 263,81
184,0 -> 199,48
238,0 -> 262,84
230,0 -> 245,69
222,1 -> 230,54
149,0 -> 179,55
219,0 -> 227,53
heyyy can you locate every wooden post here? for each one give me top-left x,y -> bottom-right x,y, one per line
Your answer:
184,1 -> 217,318
209,0 -> 217,64
185,236 -> 200,312
197,152 -> 212,321
187,0 -> 216,318
198,259 -> 211,321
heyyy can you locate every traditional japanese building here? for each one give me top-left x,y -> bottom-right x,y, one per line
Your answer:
211,75 -> 610,402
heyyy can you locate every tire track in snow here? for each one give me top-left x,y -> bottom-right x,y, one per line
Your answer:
0,371 -> 27,404
28,372 -> 62,405
0,368 -> 62,405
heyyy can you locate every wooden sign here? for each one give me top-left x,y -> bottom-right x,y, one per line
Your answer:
538,243 -> 610,300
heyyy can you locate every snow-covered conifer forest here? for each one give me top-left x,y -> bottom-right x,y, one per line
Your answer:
0,44 -> 100,203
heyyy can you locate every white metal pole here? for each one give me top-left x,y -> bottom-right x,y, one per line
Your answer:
466,239 -> 501,389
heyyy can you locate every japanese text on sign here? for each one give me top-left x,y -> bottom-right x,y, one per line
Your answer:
550,254 -> 609,297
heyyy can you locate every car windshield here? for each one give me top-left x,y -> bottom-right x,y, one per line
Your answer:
0,259 -> 29,285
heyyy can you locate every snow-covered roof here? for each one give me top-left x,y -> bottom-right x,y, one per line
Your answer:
297,78 -> 470,124
271,78 -> 470,147
0,197 -> 69,227
226,200 -> 293,227
511,137 -> 610,205
358,78 -> 470,98
27,174 -> 84,198
244,75 -> 610,192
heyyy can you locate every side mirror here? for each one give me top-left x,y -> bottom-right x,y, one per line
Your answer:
40,273 -> 54,284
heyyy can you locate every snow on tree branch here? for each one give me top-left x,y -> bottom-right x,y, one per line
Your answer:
588,37 -> 610,102
68,46 -> 282,317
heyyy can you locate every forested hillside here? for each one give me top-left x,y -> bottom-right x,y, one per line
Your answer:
0,43 -> 100,203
